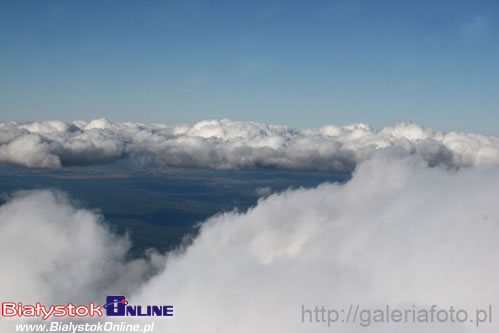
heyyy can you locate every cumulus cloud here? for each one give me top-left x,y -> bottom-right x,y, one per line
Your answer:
1,118 -> 498,171
134,155 -> 499,332
1,154 -> 499,332
0,190 -> 163,330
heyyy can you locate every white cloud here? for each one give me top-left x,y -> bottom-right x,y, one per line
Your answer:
0,190 -> 163,330
1,154 -> 499,332
1,118 -> 498,171
133,154 -> 499,332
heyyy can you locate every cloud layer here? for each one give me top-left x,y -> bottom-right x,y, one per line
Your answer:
0,190 -> 163,305
1,118 -> 499,171
1,154 -> 499,332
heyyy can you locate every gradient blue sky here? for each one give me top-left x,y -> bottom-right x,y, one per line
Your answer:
0,0 -> 498,134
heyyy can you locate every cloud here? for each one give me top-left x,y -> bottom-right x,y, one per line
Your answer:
0,190 -> 163,330
1,154 -> 499,332
1,119 -> 499,171
133,154 -> 499,332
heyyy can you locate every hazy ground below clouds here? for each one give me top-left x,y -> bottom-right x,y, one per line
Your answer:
0,159 -> 350,256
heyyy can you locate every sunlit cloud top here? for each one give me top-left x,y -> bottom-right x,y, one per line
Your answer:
1,118 -> 498,170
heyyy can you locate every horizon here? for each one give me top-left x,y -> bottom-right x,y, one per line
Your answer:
4,116 -> 499,136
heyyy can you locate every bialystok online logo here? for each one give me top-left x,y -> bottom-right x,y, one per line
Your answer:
103,296 -> 173,317
1,296 -> 174,320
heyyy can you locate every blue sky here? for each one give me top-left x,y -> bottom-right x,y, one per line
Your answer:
0,0 -> 498,134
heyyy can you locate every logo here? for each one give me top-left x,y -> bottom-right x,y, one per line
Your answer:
1,296 -> 173,320
104,296 -> 174,317
1,302 -> 102,320
103,296 -> 128,316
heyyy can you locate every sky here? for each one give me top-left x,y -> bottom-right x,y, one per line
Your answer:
0,0 -> 498,134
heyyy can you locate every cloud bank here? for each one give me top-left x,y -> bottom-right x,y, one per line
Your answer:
2,154 -> 499,332
0,190 -> 163,305
1,118 -> 498,171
